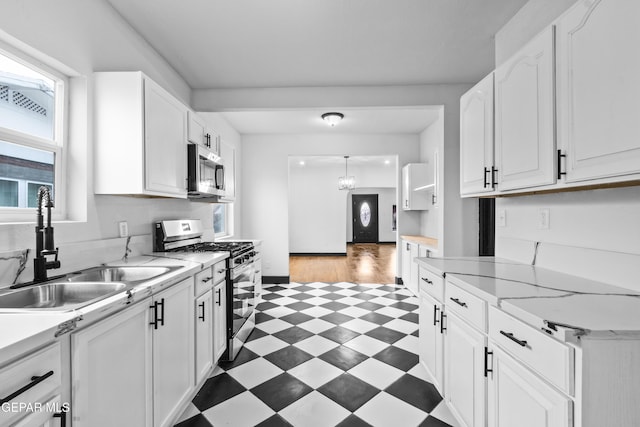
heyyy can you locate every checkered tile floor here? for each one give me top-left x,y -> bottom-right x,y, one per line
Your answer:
175,282 -> 459,427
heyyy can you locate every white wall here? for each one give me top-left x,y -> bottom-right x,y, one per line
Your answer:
493,0 -> 640,291
242,134 -> 421,278
347,188 -> 397,243
0,0 -> 241,284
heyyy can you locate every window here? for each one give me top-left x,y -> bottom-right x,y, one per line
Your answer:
0,46 -> 65,220
213,204 -> 231,238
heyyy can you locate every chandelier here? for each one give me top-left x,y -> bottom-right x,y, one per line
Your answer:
338,155 -> 355,190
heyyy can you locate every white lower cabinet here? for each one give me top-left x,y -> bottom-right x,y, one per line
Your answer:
488,347 -> 571,427
195,289 -> 214,384
401,240 -> 419,296
13,395 -> 65,427
72,300 -> 152,427
444,311 -> 487,427
419,290 -> 444,393
72,277 -> 194,427
213,279 -> 227,363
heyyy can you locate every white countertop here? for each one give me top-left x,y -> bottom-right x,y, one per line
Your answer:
0,252 -> 228,365
416,256 -> 640,340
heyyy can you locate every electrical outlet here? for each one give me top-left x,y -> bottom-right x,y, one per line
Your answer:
118,221 -> 129,238
539,209 -> 550,229
497,209 -> 506,227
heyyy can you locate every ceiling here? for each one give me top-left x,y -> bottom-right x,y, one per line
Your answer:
105,0 -> 527,90
289,155 -> 393,168
213,107 -> 441,134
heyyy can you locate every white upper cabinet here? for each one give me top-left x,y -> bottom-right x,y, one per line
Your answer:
402,163 -> 430,210
460,73 -> 496,196
556,0 -> 640,183
219,139 -> 236,202
495,27 -> 556,191
94,72 -> 187,198
188,111 -> 219,154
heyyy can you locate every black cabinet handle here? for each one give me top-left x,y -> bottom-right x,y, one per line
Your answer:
440,312 -> 446,334
483,167 -> 490,188
216,288 -> 222,306
201,276 -> 213,283
54,411 -> 67,427
484,347 -> 493,377
149,301 -> 159,329
500,330 -> 528,347
421,277 -> 433,285
450,297 -> 467,308
433,305 -> 440,326
557,150 -> 566,180
157,298 -> 165,326
198,301 -> 206,321
491,166 -> 498,188
0,371 -> 54,404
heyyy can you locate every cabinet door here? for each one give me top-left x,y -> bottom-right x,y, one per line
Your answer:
488,347 -> 571,427
187,111 -> 206,146
557,0 -> 640,182
153,278 -> 194,427
407,242 -> 419,297
72,301 -> 152,427
460,73 -> 495,195
445,312 -> 486,427
13,395 -> 65,427
195,290 -> 214,383
213,280 -> 228,363
144,77 -> 187,197
219,140 -> 236,201
419,291 -> 444,393
495,26 -> 556,191
401,241 -> 412,286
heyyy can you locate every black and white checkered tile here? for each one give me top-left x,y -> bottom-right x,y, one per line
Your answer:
175,282 -> 458,427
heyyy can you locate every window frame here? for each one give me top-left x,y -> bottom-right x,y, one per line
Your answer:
213,203 -> 233,239
0,41 -> 67,223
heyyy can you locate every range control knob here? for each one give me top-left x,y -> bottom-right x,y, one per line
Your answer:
234,258 -> 242,264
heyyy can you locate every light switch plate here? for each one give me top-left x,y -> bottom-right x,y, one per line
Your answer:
118,221 -> 129,238
497,209 -> 506,227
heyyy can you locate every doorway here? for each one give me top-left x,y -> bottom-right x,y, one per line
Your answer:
352,194 -> 379,243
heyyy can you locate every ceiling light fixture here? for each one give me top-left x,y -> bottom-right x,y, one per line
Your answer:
338,155 -> 355,190
322,112 -> 344,127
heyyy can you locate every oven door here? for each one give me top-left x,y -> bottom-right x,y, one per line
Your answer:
231,261 -> 256,338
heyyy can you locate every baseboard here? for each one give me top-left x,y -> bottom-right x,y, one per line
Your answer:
378,241 -> 396,245
289,253 -> 347,256
395,277 -> 403,285
263,276 -> 290,284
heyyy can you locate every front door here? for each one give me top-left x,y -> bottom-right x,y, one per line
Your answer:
352,194 -> 378,243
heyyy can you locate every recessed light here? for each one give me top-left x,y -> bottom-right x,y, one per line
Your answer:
384,160 -> 390,165
299,160 -> 305,166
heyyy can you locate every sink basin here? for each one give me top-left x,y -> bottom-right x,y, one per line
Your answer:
66,266 -> 175,284
0,282 -> 127,310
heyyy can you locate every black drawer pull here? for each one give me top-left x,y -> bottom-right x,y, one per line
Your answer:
483,167 -> 490,188
216,288 -> 222,306
450,297 -> 467,307
500,330 -> 528,347
440,312 -> 446,334
157,298 -> 165,326
201,276 -> 213,283
484,347 -> 493,377
149,301 -> 159,329
0,370 -> 54,404
421,277 -> 433,285
54,411 -> 67,427
198,301 -> 206,321
433,305 -> 440,326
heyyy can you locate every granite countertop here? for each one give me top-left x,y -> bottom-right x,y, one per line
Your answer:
416,256 -> 640,341
0,252 -> 228,364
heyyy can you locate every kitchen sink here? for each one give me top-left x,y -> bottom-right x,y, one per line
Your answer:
66,266 -> 177,284
0,282 -> 127,310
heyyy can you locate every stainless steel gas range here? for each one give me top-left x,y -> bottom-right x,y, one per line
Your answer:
153,219 -> 256,361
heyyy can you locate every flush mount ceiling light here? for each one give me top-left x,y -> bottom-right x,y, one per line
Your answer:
338,155 -> 356,190
322,112 -> 344,127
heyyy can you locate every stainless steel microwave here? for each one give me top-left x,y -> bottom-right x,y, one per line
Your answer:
187,143 -> 225,199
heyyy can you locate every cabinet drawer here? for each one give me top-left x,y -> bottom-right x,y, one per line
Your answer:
489,306 -> 574,395
418,267 -> 444,302
213,261 -> 227,285
194,267 -> 214,296
445,280 -> 486,332
0,343 -> 62,425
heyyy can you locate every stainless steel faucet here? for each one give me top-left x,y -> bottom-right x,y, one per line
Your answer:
34,186 -> 60,283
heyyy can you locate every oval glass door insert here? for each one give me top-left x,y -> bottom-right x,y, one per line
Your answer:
360,202 -> 371,227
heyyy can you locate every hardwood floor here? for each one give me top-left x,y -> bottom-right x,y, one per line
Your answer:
289,243 -> 397,284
